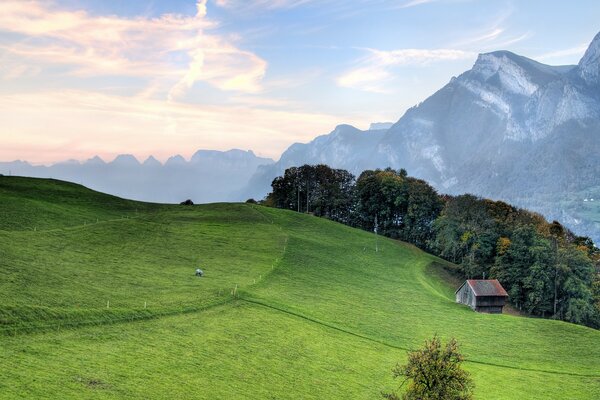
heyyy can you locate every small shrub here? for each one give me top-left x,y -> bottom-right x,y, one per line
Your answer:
383,335 -> 473,400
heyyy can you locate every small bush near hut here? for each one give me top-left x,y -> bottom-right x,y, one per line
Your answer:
382,335 -> 473,400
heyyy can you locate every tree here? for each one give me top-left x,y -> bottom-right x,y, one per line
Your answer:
557,245 -> 595,324
431,195 -> 496,277
492,225 -> 550,311
591,272 -> 600,328
383,335 -> 473,400
402,178 -> 443,249
267,164 -> 356,223
355,168 -> 405,236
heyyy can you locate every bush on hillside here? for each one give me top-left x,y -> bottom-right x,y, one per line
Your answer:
180,199 -> 194,205
382,335 -> 473,400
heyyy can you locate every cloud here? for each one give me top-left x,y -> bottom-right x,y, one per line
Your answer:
0,1 -> 267,98
454,29 -> 530,51
0,1 -> 361,164
488,33 -> 531,49
397,0 -> 438,9
215,0 -> 315,10
336,67 -> 392,93
454,28 -> 505,47
449,6 -> 531,52
0,89 -> 361,163
337,48 -> 474,92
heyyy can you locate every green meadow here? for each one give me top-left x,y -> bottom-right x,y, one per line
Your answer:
0,176 -> 599,399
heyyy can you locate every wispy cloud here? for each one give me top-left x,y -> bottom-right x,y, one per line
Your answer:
337,48 -> 474,92
215,0 -> 316,10
488,33 -> 531,49
453,28 -> 505,47
449,5 -> 530,52
0,1 -> 267,98
397,0 -> 439,9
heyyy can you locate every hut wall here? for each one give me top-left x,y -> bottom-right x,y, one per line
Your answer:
475,296 -> 507,307
475,296 -> 506,313
456,284 -> 477,310
475,306 -> 504,314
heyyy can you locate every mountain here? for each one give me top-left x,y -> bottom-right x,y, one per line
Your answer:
374,33 -> 600,243
245,32 -> 600,243
0,149 -> 273,204
240,124 -> 388,200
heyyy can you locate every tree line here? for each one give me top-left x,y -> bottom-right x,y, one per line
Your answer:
264,164 -> 600,328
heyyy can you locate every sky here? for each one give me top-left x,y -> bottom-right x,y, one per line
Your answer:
0,0 -> 598,164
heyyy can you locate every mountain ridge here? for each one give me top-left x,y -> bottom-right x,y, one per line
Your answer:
244,31 -> 600,243
0,149 -> 274,203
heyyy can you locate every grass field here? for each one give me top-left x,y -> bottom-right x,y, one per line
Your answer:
1,176 -> 599,399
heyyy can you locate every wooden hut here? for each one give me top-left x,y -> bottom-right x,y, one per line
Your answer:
455,279 -> 508,314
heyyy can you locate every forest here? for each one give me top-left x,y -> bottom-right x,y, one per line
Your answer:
264,165 -> 600,328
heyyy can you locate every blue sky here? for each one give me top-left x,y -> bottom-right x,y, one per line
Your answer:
0,0 -> 598,163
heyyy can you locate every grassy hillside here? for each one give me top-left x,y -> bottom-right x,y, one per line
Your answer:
0,176 -> 599,399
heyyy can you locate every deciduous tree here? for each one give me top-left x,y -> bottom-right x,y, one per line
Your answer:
383,335 -> 473,400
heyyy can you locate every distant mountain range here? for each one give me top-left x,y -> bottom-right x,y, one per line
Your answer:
0,150 -> 273,204
2,32 -> 599,242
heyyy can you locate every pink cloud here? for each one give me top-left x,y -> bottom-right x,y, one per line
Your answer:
0,1 -> 266,97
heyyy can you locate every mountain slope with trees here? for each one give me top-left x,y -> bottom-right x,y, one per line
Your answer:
265,165 -> 600,327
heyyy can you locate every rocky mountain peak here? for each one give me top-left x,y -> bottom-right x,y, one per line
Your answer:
469,51 -> 541,96
578,31 -> 600,85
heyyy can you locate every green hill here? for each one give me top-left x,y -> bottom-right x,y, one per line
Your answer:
0,176 -> 599,399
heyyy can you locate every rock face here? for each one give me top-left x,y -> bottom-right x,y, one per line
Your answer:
245,32 -> 600,243
376,47 -> 599,190
0,149 -> 273,204
579,32 -> 600,87
372,34 -> 600,242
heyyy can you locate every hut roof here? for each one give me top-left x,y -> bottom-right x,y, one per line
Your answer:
456,279 -> 508,297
